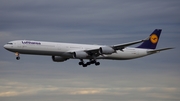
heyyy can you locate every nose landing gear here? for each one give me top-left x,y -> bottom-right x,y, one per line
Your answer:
15,52 -> 20,60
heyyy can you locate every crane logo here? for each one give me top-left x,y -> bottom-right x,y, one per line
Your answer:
150,34 -> 158,44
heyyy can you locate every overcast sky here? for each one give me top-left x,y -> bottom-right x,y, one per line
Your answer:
0,0 -> 180,101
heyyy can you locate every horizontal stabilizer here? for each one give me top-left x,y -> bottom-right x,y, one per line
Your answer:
147,47 -> 174,54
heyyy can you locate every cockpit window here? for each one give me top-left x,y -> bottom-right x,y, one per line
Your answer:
7,43 -> 13,45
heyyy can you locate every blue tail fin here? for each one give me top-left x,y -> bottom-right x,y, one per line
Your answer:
137,29 -> 161,49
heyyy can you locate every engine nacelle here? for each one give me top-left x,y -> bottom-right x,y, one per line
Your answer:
52,56 -> 68,62
73,51 -> 88,59
99,46 -> 115,55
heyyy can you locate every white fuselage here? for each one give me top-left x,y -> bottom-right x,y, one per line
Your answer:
4,29 -> 172,67
4,40 -> 151,60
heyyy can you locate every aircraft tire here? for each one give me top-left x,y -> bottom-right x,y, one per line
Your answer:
16,57 -> 20,60
82,64 -> 87,67
79,62 -> 83,65
86,62 -> 91,65
95,62 -> 100,66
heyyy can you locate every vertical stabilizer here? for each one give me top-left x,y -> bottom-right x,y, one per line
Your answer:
137,29 -> 161,49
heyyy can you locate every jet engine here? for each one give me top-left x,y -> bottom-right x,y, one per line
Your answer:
99,46 -> 115,55
52,56 -> 68,62
73,51 -> 88,59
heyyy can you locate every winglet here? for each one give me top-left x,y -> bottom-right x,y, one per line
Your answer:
137,29 -> 162,49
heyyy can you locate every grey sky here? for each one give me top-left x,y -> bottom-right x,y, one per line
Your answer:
0,0 -> 180,101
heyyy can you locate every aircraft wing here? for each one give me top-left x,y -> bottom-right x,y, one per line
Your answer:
68,37 -> 148,58
80,38 -> 148,56
67,47 -> 101,57
111,38 -> 148,50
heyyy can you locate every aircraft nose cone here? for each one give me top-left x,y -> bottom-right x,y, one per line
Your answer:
4,44 -> 9,49
4,44 -> 7,49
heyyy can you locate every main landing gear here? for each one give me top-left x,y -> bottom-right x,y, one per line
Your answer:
15,52 -> 20,60
78,59 -> 100,67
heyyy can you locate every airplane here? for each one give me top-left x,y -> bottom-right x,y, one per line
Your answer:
4,29 -> 173,67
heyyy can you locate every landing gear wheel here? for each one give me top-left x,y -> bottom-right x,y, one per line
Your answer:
95,62 -> 100,66
79,62 -> 83,65
86,62 -> 91,65
82,64 -> 87,67
16,57 -> 20,60
78,59 -> 100,67
90,60 -> 96,64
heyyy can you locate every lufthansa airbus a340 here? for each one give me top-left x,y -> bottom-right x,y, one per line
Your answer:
4,29 -> 173,67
